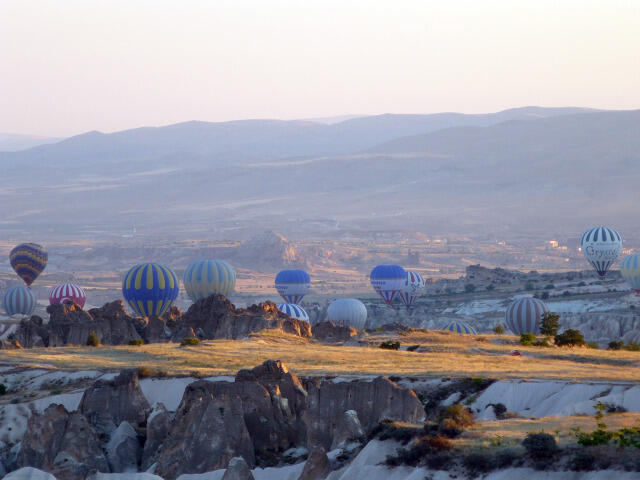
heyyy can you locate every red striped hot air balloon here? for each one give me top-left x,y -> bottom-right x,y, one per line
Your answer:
49,283 -> 87,308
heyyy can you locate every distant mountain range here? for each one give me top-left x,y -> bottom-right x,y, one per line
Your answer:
1,106 -> 638,242
0,133 -> 61,152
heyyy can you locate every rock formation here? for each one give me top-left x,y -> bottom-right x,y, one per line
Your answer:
17,404 -> 108,480
312,321 -> 358,343
175,295 -> 312,339
221,457 -> 256,480
78,369 -> 151,436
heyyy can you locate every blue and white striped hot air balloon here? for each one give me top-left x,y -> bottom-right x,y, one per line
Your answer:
370,264 -> 406,305
399,271 -> 425,308
327,298 -> 368,330
621,254 -> 640,295
275,270 -> 310,304
442,320 -> 477,335
122,263 -> 179,317
2,286 -> 36,316
277,303 -> 309,323
581,226 -> 622,278
505,296 -> 548,335
183,259 -> 236,302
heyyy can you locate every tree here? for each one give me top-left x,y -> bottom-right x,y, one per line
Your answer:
555,329 -> 586,347
465,284 -> 476,293
493,324 -> 504,335
540,312 -> 560,337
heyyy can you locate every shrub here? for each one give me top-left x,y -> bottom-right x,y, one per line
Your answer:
563,290 -> 571,297
86,332 -> 100,347
426,452 -> 453,470
587,342 -> 599,349
492,403 -> 507,419
493,324 -> 505,335
494,447 -> 521,468
625,342 -> 640,351
520,333 -> 536,346
486,284 -> 495,291
608,341 -> 624,350
522,432 -> 558,460
128,338 -> 144,346
532,338 -> 550,347
577,281 -> 586,287
544,283 -> 555,290
180,337 -> 201,346
406,344 -> 420,352
380,340 -> 400,350
463,451 -> 495,474
465,284 -> 476,293
439,404 -> 475,437
555,329 -> 586,347
385,434 -> 453,467
0,384 -> 6,395
540,312 -> 560,337
137,366 -> 156,378
372,420 -> 422,444
540,291 -> 550,300
570,451 -> 596,471
524,281 -> 535,290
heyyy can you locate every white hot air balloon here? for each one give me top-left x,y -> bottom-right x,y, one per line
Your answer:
620,254 -> 640,295
580,226 -> 622,278
399,271 -> 425,308
327,299 -> 367,330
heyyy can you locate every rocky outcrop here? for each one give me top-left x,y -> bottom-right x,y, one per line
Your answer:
331,410 -> 365,450
221,457 -> 256,480
142,403 -> 172,470
303,376 -> 424,450
312,321 -> 357,343
14,316 -> 48,348
79,370 -> 151,436
106,421 -> 141,473
17,404 -> 108,480
154,381 -> 255,480
297,446 -> 330,480
86,301 -> 144,345
176,295 -> 312,340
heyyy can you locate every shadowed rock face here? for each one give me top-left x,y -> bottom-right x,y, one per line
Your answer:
303,376 -> 424,450
17,404 -> 108,480
78,369 -> 151,436
15,361 -> 423,480
312,321 -> 358,343
13,295 -> 311,348
176,295 -> 312,339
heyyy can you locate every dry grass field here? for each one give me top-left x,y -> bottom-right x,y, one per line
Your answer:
0,329 -> 639,381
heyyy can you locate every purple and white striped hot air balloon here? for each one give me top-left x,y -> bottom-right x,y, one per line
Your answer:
505,296 -> 548,335
49,283 -> 87,308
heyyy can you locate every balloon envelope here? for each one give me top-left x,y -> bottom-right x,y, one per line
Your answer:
370,264 -> 406,305
442,320 -> 477,335
275,270 -> 310,304
2,286 -> 36,316
327,298 -> 367,330
581,226 -> 622,277
49,283 -> 87,308
505,297 -> 548,335
10,243 -> 48,286
399,271 -> 425,308
122,263 -> 179,317
620,254 -> 640,294
277,303 -> 309,322
183,259 -> 236,302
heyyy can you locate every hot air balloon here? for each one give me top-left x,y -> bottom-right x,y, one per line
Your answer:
10,243 -> 48,286
122,263 -> 179,317
2,286 -> 36,316
370,264 -> 406,305
327,298 -> 367,330
505,296 -> 548,335
581,226 -> 622,278
399,271 -> 425,308
620,254 -> 640,295
275,270 -> 310,304
277,303 -> 309,323
183,259 -> 236,302
442,320 -> 477,335
49,283 -> 87,308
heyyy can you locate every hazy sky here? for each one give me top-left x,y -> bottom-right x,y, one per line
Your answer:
1,0 -> 639,137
